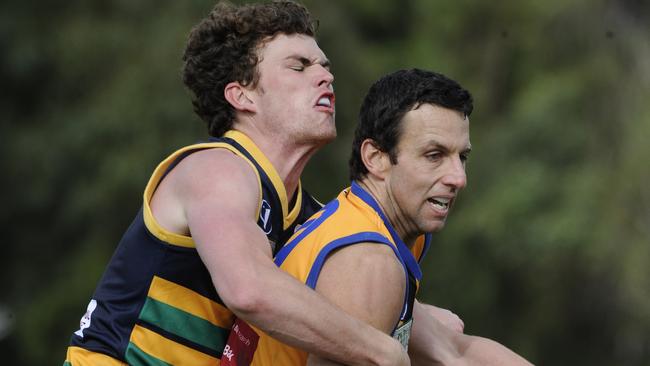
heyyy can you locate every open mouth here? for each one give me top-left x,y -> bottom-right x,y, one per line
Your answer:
316,93 -> 335,109
316,96 -> 331,107
427,197 -> 450,211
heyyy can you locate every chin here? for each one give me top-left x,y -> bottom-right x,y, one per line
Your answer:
424,221 -> 446,234
311,128 -> 337,145
323,130 -> 337,143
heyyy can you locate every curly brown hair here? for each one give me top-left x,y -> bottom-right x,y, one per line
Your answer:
182,1 -> 317,137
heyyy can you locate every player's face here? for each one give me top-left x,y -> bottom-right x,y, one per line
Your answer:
251,33 -> 336,146
385,103 -> 471,240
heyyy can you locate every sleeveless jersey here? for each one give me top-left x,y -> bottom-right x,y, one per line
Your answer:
221,181 -> 431,366
64,130 -> 322,366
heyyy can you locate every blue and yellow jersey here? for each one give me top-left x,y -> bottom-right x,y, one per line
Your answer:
227,181 -> 431,366
64,130 -> 321,366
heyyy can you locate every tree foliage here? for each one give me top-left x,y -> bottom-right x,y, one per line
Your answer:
2,0 -> 648,364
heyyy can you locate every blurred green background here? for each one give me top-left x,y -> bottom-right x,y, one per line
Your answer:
2,0 -> 649,364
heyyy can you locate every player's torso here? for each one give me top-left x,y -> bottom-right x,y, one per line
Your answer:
66,130 -> 320,366
245,185 -> 426,365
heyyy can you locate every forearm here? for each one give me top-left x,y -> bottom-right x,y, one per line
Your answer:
409,301 -> 533,366
307,355 -> 345,366
228,258 -> 405,366
450,335 -> 534,366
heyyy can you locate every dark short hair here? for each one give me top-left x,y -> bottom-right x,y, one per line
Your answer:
182,1 -> 317,137
349,68 -> 473,181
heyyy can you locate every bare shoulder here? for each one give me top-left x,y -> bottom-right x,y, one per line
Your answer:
315,242 -> 406,334
322,243 -> 404,281
150,147 -> 261,234
173,148 -> 258,198
169,149 -> 260,204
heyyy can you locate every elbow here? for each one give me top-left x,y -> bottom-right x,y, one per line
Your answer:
220,285 -> 269,319
210,259 -> 278,321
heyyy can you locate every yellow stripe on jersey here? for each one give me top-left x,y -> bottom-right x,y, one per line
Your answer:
411,235 -> 426,262
65,346 -> 127,366
225,130 -> 303,230
286,180 -> 304,230
142,140 -> 263,248
147,276 -> 234,329
128,325 -> 220,365
410,234 -> 426,293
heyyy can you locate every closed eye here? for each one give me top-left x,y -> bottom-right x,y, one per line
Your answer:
286,55 -> 331,72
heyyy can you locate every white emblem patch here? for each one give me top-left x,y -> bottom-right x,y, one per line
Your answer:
74,299 -> 97,338
259,200 -> 272,234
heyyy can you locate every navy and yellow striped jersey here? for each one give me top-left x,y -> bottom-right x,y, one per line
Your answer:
64,130 -> 321,366
224,181 -> 431,366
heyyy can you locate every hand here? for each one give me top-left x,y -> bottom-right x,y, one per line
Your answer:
389,338 -> 411,366
424,304 -> 464,333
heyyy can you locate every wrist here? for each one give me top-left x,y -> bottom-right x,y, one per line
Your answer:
372,336 -> 407,366
345,332 -> 404,366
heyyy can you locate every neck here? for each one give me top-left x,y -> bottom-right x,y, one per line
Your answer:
356,179 -> 417,248
235,125 -> 321,200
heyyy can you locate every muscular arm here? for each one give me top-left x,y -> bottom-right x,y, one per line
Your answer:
409,300 -> 533,366
153,149 -> 407,366
306,243 -> 407,366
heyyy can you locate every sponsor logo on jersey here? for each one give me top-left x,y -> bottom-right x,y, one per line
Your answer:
222,344 -> 234,361
232,323 -> 252,346
221,319 -> 260,366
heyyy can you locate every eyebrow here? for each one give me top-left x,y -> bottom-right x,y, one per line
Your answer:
286,55 -> 331,68
422,140 -> 472,154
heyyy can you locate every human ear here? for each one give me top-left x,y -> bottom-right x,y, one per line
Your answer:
360,139 -> 390,179
224,82 -> 256,113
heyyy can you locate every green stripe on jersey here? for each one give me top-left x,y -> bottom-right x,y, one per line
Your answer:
125,343 -> 172,366
139,297 -> 230,353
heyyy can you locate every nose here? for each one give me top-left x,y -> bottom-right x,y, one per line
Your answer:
316,65 -> 334,88
441,157 -> 467,191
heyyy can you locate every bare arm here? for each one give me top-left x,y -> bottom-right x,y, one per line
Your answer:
158,149 -> 407,366
409,300 -> 534,366
306,243 -> 408,366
